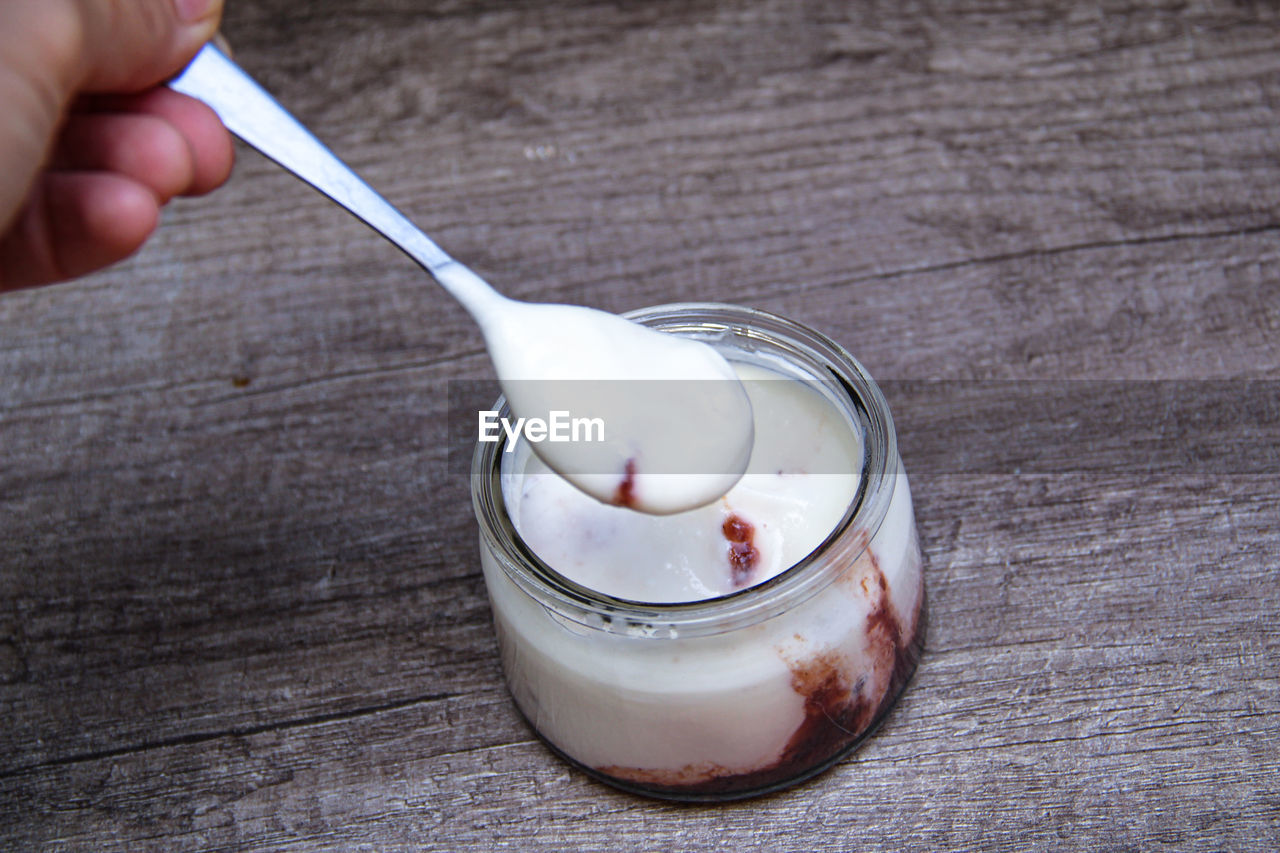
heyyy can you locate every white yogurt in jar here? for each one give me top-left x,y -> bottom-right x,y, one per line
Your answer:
473,305 -> 924,799
507,363 -> 861,602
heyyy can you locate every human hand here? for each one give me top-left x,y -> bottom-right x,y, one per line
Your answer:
0,0 -> 234,291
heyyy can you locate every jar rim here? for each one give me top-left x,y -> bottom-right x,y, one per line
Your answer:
470,302 -> 899,635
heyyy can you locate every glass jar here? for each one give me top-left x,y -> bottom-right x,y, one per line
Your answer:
470,304 -> 924,801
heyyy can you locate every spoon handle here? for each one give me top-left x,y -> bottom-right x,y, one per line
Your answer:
169,44 -> 497,307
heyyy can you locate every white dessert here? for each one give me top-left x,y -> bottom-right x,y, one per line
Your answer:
508,364 -> 861,602
478,355 -> 924,797
442,259 -> 754,515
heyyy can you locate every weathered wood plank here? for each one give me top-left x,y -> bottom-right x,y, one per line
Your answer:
2,471 -> 1275,850
2,0 -> 1278,849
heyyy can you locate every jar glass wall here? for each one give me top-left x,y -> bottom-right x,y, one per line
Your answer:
470,304 -> 924,801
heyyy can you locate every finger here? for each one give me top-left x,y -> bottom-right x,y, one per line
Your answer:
0,0 -> 223,242
75,0 -> 225,92
76,88 -> 234,196
0,172 -> 159,291
53,112 -> 195,204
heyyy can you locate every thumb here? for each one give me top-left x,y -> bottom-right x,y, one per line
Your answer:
75,0 -> 224,92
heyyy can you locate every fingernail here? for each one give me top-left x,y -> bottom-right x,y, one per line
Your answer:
174,0 -> 218,24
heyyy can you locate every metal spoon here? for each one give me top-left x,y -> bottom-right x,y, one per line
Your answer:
168,44 -> 753,514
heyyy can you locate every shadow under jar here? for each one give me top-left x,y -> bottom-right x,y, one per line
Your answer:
471,304 -> 925,801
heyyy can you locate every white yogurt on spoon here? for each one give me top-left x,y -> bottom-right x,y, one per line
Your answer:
442,265 -> 754,514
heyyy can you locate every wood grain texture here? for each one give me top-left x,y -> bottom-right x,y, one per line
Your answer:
2,0 -> 1278,849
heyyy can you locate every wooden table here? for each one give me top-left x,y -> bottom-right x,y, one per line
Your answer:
3,1 -> 1277,849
